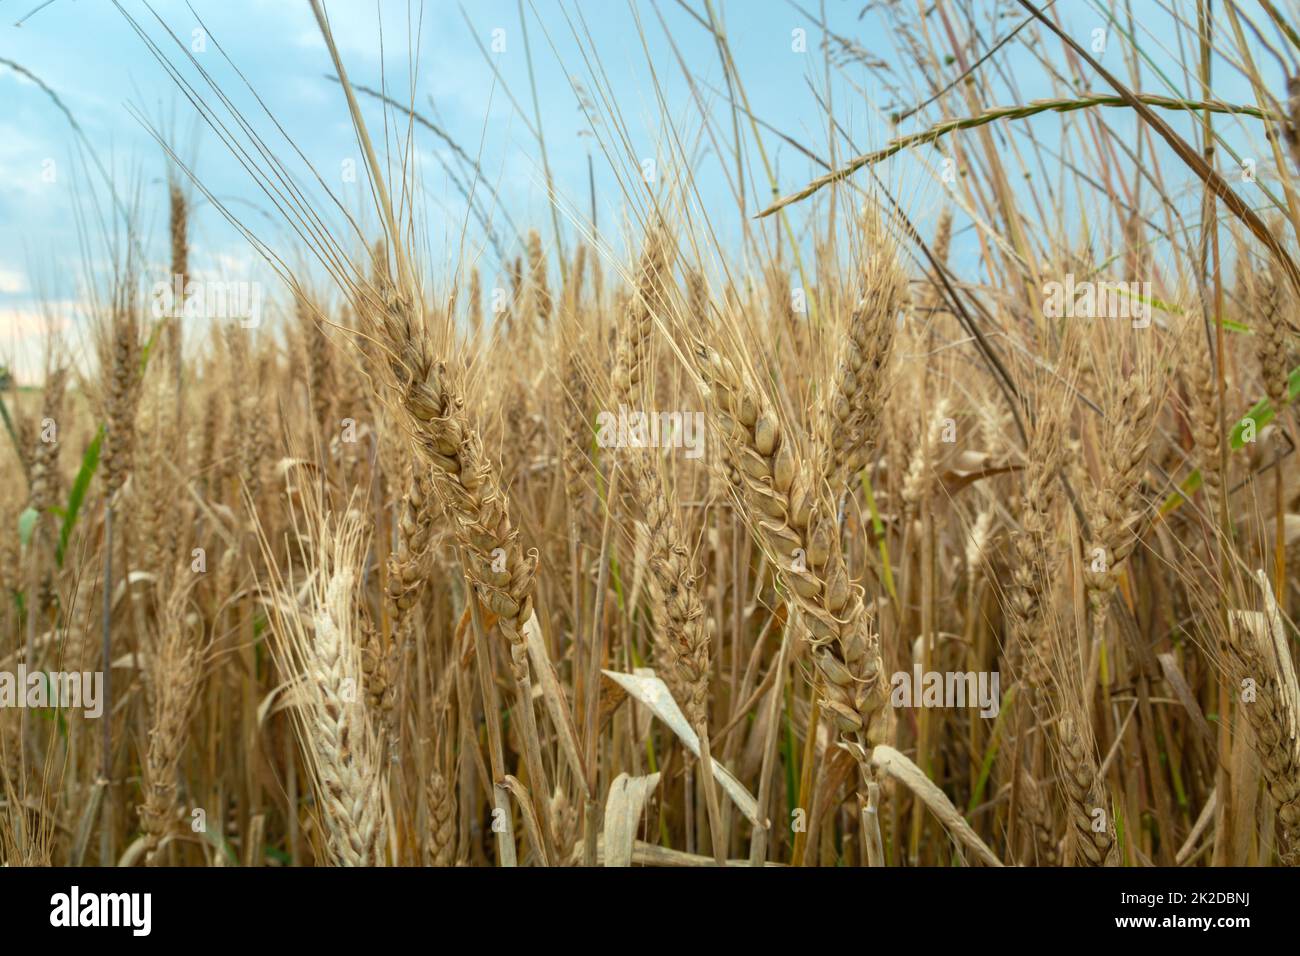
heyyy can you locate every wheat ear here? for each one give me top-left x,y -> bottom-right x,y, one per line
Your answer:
265,508 -> 386,866
1252,267 -> 1293,599
1185,311 -> 1224,510
1224,570 -> 1300,864
425,770 -> 457,867
1084,357 -> 1160,637
527,228 -> 552,331
1054,712 -> 1118,866
99,295 -> 142,501
692,341 -> 886,742
363,281 -> 555,861
815,214 -> 907,494
140,574 -> 204,865
296,293 -> 336,434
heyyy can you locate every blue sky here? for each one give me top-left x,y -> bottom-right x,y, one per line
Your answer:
0,0 -> 1284,380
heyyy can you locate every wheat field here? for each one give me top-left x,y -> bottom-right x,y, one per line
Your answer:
1,0 -> 1298,870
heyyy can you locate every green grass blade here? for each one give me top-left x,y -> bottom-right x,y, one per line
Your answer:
1160,365 -> 1300,516
19,506 -> 39,547
859,471 -> 898,604
57,425 -> 103,567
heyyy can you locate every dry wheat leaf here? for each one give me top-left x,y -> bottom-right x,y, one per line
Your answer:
601,668 -> 761,826
502,775 -> 551,866
597,672 -> 630,731
630,666 -> 656,739
524,614 -> 587,789
110,651 -> 149,670
602,772 -> 660,867
869,744 -> 1003,867
1254,569 -> 1300,740
1156,652 -> 1215,742
256,678 -> 312,729
576,835 -> 786,867
111,570 -> 155,610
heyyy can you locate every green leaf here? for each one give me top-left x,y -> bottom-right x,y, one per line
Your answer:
0,391 -> 22,468
140,317 -> 165,372
1161,364 -> 1300,515
57,426 -> 103,567
263,846 -> 291,865
859,471 -> 898,603
967,686 -> 1013,815
199,828 -> 240,866
1228,364 -> 1300,448
18,507 -> 39,547
1107,286 -> 1250,332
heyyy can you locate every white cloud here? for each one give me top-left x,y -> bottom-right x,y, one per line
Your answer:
0,299 -> 83,384
0,300 -> 78,339
0,268 -> 28,294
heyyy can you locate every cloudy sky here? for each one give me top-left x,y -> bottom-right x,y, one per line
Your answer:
0,1 -> 1277,381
